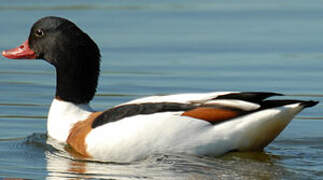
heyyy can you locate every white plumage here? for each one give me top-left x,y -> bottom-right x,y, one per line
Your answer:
47,92 -> 310,162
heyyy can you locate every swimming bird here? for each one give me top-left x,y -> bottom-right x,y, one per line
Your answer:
2,16 -> 318,162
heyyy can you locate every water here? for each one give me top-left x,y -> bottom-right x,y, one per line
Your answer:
0,0 -> 323,179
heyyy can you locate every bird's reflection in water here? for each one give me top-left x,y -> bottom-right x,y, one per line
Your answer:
45,137 -> 293,180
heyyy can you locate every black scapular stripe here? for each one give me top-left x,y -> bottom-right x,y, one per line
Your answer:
91,93 -> 318,129
92,103 -> 197,128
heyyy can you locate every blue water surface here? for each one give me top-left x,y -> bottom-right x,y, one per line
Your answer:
0,0 -> 322,179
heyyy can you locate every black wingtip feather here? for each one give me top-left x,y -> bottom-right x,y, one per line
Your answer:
261,100 -> 319,109
300,101 -> 319,108
215,92 -> 318,109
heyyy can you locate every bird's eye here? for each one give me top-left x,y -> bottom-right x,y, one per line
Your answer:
35,29 -> 44,37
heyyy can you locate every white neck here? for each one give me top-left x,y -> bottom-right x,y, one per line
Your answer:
47,99 -> 94,143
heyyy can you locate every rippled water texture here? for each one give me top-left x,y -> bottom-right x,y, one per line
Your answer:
0,0 -> 323,179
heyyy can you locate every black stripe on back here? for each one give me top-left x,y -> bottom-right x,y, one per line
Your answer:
91,98 -> 318,129
91,103 -> 197,128
215,92 -> 282,104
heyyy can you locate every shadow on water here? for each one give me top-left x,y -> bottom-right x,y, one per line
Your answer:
0,133 -> 301,179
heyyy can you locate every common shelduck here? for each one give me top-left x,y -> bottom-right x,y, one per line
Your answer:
2,16 -> 318,162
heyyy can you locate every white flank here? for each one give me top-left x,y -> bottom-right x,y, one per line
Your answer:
47,99 -> 94,142
45,92 -> 308,163
85,103 -> 305,162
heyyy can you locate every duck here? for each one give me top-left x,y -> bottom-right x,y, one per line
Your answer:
2,16 -> 318,162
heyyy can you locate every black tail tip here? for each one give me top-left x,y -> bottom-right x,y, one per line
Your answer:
301,101 -> 319,108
